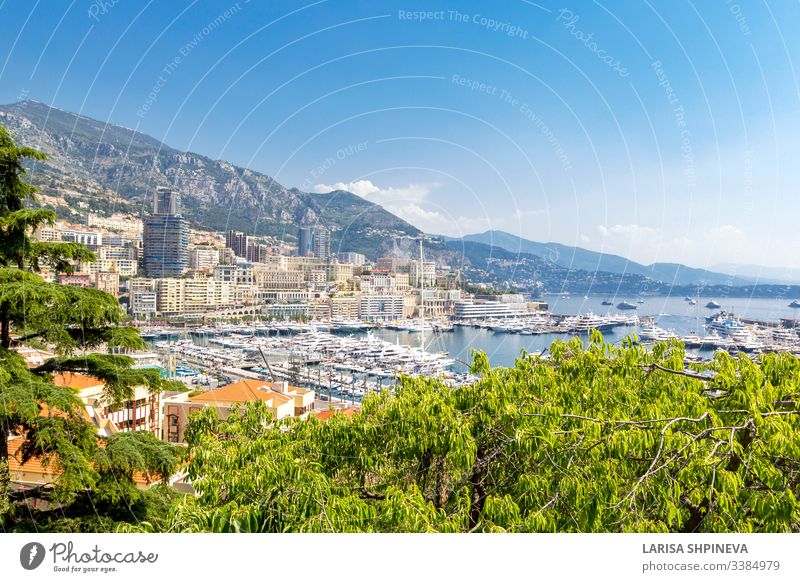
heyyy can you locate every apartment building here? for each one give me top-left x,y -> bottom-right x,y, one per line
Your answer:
297,225 -> 331,259
88,212 -> 144,234
214,263 -> 254,285
253,268 -> 307,291
330,296 -> 361,319
337,252 -> 366,266
359,294 -> 404,322
189,246 -> 221,271
328,261 -> 354,283
93,271 -> 120,296
409,259 -> 437,288
377,256 -> 411,273
98,243 -> 138,261
142,188 -> 189,278
82,258 -> 138,277
360,271 -> 409,293
154,277 -> 236,315
59,228 -> 104,248
53,372 -> 161,435
162,380 -> 316,443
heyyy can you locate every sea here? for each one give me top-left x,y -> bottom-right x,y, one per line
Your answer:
368,294 -> 800,371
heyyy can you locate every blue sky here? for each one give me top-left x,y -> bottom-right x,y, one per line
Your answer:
2,0 -> 800,270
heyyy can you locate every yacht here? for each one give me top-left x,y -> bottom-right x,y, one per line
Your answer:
639,324 -> 678,342
616,301 -> 637,310
688,299 -> 697,305
698,332 -> 724,350
394,319 -> 434,333
705,300 -> 721,309
705,310 -> 728,324
684,296 -> 692,302
706,316 -> 747,337
564,313 -> 615,333
789,300 -> 800,308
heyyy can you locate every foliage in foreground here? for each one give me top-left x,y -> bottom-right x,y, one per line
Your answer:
1,124 -> 180,531
136,333 -> 800,533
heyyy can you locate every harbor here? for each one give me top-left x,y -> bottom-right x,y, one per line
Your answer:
132,295 -> 800,405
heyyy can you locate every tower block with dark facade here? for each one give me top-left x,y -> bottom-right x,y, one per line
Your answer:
142,187 -> 189,277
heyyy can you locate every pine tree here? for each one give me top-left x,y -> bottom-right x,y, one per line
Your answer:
0,125 -> 179,530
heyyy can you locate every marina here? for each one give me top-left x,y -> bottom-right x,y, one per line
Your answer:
151,329 -> 473,404
134,295 -> 800,400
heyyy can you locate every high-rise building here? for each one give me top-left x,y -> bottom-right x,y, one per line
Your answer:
297,225 -> 331,259
226,230 -> 251,258
313,225 -> 331,259
338,252 -> 366,266
154,186 -> 179,215
298,227 -> 313,257
142,187 -> 189,278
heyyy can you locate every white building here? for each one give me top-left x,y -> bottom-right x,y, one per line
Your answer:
409,260 -> 436,288
189,246 -> 221,270
338,252 -> 366,266
359,295 -> 404,322
59,229 -> 103,247
454,300 -> 521,320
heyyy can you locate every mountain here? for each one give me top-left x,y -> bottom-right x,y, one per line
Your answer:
709,263 -> 800,285
459,230 -> 754,287
0,100 -> 420,259
442,240 -> 654,294
2,99 -> 781,295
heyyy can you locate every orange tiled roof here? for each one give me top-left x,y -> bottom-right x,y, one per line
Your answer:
39,402 -> 95,424
8,437 -> 159,486
7,437 -> 53,478
52,372 -> 104,390
190,379 -> 296,404
314,408 -> 360,422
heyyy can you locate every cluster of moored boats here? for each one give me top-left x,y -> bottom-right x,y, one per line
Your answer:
140,304 -> 800,399
141,317 -> 458,339
458,313 -> 640,335
637,312 -> 800,355
154,330 -> 474,403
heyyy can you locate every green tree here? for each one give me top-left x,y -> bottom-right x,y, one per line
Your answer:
0,125 -> 179,530
158,333 -> 800,533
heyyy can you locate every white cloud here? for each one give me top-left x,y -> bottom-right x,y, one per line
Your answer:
704,225 -> 744,246
313,178 -> 545,237
313,179 -> 434,204
313,180 -> 379,197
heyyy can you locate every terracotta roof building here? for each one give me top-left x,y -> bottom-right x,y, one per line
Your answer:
52,372 -> 161,436
313,407 -> 360,422
161,379 -> 315,443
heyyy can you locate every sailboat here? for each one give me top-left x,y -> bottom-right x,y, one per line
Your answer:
601,296 -> 614,306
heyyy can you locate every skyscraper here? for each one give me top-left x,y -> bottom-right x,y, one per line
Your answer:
142,187 -> 189,278
226,230 -> 251,258
298,224 -> 331,259
154,186 -> 179,215
298,227 -> 313,257
313,225 -> 331,260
